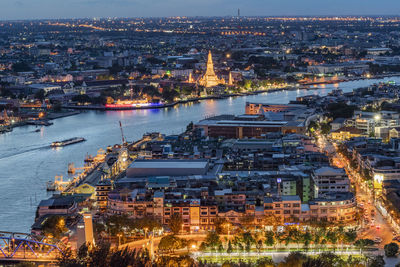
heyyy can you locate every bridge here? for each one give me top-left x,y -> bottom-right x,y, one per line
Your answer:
0,231 -> 64,263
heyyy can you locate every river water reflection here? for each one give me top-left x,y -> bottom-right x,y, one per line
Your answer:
1,77 -> 400,232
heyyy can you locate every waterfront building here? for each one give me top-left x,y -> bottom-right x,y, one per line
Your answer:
36,195 -> 78,218
245,103 -> 309,115
126,159 -> 210,177
195,114 -> 307,138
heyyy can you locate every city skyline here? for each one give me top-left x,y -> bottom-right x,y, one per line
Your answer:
1,0 -> 400,20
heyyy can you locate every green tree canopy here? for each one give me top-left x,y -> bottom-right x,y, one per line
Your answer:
384,242 -> 399,257
168,213 -> 183,235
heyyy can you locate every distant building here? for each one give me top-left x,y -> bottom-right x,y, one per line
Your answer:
307,62 -> 369,75
126,159 -> 209,177
330,126 -> 366,141
367,48 -> 392,56
312,167 -> 350,197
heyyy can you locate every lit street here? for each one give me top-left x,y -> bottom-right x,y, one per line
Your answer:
319,133 -> 396,249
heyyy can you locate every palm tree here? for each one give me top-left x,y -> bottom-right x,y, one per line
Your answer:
275,232 -> 286,249
343,229 -> 357,247
326,230 -> 338,250
232,235 -> 242,252
264,231 -> 276,249
288,228 -> 302,249
302,231 -> 313,250
241,232 -> 255,252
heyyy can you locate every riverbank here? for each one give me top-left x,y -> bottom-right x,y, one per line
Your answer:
62,88 -> 293,111
63,73 -> 400,111
3,76 -> 400,233
0,110 -> 81,134
46,110 -> 81,120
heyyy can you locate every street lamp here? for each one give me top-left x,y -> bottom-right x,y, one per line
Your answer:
117,234 -> 122,247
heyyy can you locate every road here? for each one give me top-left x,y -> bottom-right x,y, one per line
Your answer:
317,133 -> 396,248
119,233 -> 208,252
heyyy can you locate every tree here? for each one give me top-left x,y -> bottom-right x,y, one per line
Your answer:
288,228 -> 302,249
162,88 -> 179,102
58,242 -> 151,267
87,241 -> 110,267
320,122 -> 331,135
15,263 -> 36,267
256,239 -> 263,252
199,242 -> 207,252
264,231 -> 276,247
302,231 -> 313,249
255,257 -> 275,267
241,232 -> 256,252
72,94 -> 91,104
281,252 -> 308,267
158,235 -> 184,253
132,217 -> 162,232
168,213 -> 183,235
384,242 -> 399,257
308,120 -> 319,133
213,217 -> 228,235
34,89 -> 46,101
325,230 -> 338,247
326,102 -> 356,119
316,252 -> 344,266
343,229 -> 357,245
12,61 -> 32,72
354,239 -> 374,252
42,215 -> 68,239
57,246 -> 81,267
368,255 -> 385,267
105,214 -> 133,236
186,121 -> 194,133
227,240 -> 233,253
205,231 -> 222,251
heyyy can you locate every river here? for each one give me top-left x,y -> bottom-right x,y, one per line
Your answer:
1,77 -> 400,233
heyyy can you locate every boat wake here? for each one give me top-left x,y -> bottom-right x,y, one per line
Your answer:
0,145 -> 51,160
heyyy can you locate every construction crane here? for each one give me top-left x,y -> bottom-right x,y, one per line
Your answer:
119,121 -> 126,145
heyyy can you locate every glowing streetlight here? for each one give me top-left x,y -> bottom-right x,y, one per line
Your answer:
117,233 -> 122,247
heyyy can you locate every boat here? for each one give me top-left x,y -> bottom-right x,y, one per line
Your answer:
84,153 -> 94,163
51,137 -> 86,147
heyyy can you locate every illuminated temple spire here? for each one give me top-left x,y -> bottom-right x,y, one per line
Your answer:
228,72 -> 233,86
199,50 -> 225,88
206,51 -> 216,77
188,72 -> 194,83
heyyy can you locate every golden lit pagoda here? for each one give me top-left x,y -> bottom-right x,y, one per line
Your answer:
228,72 -> 233,86
187,72 -> 194,83
198,51 -> 225,88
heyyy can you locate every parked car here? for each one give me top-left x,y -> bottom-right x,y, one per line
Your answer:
392,236 -> 400,242
374,237 -> 382,243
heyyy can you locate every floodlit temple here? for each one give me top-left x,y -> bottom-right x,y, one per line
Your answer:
198,51 -> 225,88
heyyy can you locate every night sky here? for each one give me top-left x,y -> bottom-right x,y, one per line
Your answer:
1,0 -> 399,20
